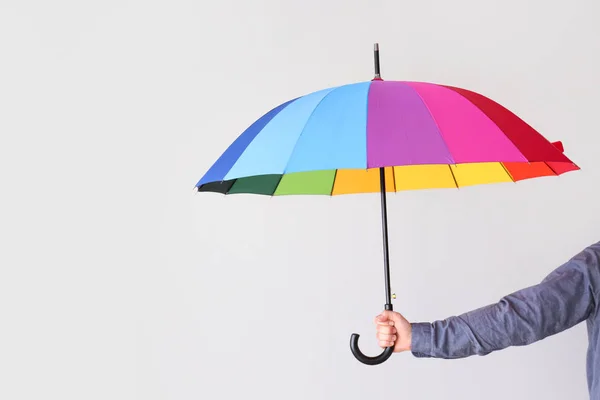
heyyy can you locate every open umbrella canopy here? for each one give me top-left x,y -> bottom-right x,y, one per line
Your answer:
196,80 -> 578,196
194,44 -> 580,366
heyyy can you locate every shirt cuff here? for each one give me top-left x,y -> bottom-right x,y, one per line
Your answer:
410,322 -> 433,358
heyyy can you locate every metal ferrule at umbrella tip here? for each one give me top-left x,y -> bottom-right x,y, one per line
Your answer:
373,43 -> 381,79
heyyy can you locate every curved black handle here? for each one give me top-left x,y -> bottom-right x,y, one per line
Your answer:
350,333 -> 394,365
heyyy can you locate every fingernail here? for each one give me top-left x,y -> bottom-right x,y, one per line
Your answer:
389,321 -> 394,326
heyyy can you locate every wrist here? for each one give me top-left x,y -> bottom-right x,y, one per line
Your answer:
399,324 -> 412,352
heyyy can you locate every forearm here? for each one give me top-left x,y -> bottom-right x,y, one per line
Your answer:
411,259 -> 595,359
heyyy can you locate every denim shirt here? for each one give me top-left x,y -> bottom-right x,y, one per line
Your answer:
410,241 -> 600,397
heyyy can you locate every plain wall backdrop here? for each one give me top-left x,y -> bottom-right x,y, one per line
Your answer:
1,0 -> 599,399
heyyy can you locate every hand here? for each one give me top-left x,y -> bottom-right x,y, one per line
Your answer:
374,310 -> 412,353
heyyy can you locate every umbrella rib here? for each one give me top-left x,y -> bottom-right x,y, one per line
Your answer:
448,165 -> 459,189
329,169 -> 338,196
544,162 -> 560,176
269,174 -> 285,197
499,162 -> 516,182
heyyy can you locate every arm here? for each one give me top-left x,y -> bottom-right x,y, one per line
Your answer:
409,245 -> 599,359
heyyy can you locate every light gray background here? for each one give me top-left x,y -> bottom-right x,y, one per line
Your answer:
1,0 -> 599,399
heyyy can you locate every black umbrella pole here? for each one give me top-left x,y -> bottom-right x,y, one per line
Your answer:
379,167 -> 394,311
349,44 -> 395,365
350,167 -> 395,365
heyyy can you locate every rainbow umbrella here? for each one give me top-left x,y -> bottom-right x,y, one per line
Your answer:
195,44 -> 579,365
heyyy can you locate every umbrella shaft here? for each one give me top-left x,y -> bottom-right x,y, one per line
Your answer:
379,167 -> 393,310
373,43 -> 381,79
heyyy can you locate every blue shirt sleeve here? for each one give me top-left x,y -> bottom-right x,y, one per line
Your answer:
411,243 -> 600,359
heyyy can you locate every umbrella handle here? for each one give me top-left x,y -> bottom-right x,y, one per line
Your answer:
349,333 -> 394,365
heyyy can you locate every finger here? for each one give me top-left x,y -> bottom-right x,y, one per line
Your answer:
379,340 -> 395,348
375,316 -> 394,326
376,325 -> 396,335
377,333 -> 397,342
